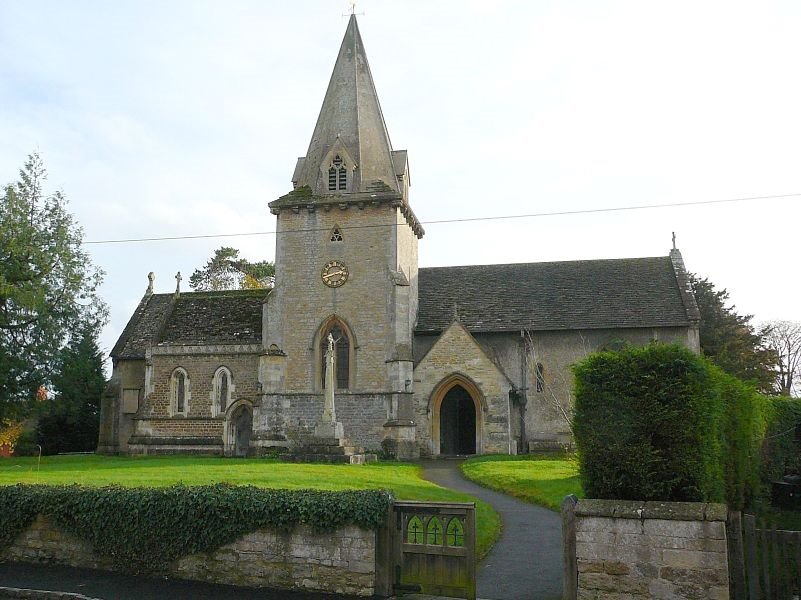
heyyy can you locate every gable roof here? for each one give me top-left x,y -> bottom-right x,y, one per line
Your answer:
110,289 -> 267,359
415,257 -> 694,334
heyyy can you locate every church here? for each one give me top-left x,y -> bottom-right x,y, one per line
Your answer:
98,16 -> 700,460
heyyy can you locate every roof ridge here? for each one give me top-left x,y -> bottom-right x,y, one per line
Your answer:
419,256 -> 670,271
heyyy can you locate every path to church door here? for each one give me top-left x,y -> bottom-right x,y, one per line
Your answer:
440,385 -> 476,455
231,406 -> 252,457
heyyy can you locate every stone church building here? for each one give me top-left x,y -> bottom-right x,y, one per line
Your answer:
98,16 -> 700,460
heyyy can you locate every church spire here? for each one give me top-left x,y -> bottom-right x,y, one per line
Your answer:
291,15 -> 400,196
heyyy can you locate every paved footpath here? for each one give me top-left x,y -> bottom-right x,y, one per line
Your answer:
420,460 -> 563,600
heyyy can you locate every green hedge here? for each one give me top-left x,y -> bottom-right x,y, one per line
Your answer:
761,396 -> 801,484
0,484 -> 392,573
573,343 -> 768,508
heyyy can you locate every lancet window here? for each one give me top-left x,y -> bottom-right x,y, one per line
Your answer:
213,367 -> 232,416
535,363 -> 545,393
170,368 -> 190,416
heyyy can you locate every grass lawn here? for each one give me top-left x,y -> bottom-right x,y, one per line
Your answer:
0,455 -> 500,557
462,454 -> 583,511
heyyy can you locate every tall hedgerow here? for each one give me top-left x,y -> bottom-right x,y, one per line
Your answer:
573,343 -> 768,509
761,396 -> 801,485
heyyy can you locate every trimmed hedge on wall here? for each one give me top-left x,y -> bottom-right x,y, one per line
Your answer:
573,343 -> 768,509
0,484 -> 392,573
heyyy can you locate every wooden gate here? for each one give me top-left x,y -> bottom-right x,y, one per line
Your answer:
391,501 -> 476,599
728,511 -> 801,599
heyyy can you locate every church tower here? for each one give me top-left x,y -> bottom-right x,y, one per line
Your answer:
258,15 -> 423,458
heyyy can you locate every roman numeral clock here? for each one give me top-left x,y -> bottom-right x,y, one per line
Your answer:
321,260 -> 349,288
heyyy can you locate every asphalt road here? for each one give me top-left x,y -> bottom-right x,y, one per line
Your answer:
0,563 -> 365,600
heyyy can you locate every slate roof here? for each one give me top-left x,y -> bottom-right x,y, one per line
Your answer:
415,257 -> 694,334
110,289 -> 267,359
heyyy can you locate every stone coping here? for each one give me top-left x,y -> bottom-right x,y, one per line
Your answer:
575,499 -> 727,521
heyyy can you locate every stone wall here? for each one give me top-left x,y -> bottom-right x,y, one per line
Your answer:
413,322 -> 512,456
414,325 -> 701,453
573,500 -> 729,600
267,204 -> 411,393
255,392 -> 391,451
1,515 -> 378,597
145,350 -> 260,419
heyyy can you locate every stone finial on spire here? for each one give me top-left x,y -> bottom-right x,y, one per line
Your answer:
146,272 -> 155,295
174,271 -> 182,297
452,303 -> 461,322
672,231 -> 677,251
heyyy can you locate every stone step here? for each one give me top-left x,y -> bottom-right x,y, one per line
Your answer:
285,454 -> 353,464
300,444 -> 348,455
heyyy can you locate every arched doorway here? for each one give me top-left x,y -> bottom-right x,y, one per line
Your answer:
228,404 -> 252,457
440,385 -> 476,455
430,374 -> 483,456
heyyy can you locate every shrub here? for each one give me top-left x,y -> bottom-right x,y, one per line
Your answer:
0,484 -> 392,573
761,396 -> 801,484
35,408 -> 98,455
573,343 -> 767,508
719,379 -> 770,509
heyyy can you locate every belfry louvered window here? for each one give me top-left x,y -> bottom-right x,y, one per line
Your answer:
328,155 -> 347,191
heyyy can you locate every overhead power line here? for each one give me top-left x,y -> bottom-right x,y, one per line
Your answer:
83,192 -> 800,245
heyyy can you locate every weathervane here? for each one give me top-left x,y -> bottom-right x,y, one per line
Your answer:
343,1 -> 364,17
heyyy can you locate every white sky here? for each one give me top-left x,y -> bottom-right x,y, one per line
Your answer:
1,0 -> 800,359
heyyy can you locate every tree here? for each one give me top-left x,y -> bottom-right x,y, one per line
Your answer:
689,275 -> 775,392
189,246 -> 274,291
36,325 -> 106,454
763,320 -> 801,397
0,153 -> 106,419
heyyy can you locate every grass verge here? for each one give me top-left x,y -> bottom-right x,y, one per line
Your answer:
461,453 -> 583,511
0,455 -> 500,557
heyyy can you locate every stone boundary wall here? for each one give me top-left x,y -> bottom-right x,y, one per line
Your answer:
1,515 -> 377,597
573,499 -> 729,600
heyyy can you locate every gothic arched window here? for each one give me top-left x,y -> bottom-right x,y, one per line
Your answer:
320,320 -> 350,389
327,155 -> 348,192
213,367 -> 232,416
171,368 -> 190,416
535,363 -> 545,393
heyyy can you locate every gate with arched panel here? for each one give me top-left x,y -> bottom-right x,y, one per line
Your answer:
391,501 -> 476,599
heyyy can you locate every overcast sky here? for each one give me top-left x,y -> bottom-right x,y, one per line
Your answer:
2,0 -> 800,359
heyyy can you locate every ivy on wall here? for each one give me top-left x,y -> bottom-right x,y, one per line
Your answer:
0,484 -> 392,573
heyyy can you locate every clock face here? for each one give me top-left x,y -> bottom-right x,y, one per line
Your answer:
321,260 -> 349,288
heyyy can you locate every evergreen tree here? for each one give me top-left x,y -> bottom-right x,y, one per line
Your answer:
690,274 -> 776,392
36,325 -> 106,454
189,246 -> 274,291
0,153 -> 106,419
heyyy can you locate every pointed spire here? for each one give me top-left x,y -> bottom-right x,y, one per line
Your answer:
292,15 -> 399,195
